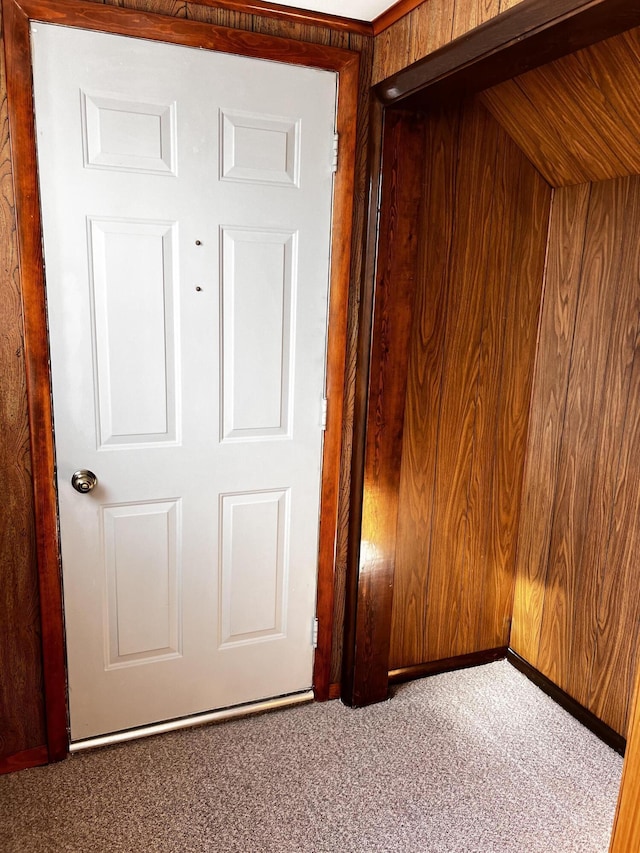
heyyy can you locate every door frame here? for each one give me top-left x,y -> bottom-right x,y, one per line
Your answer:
2,0 -> 359,761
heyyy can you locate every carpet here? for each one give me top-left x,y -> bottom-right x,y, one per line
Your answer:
0,660 -> 622,852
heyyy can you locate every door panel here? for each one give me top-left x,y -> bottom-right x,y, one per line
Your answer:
31,23 -> 336,740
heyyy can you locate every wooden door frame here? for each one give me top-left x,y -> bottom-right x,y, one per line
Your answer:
2,0 -> 359,761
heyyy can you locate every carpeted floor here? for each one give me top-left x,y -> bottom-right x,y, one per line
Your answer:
0,661 -> 623,852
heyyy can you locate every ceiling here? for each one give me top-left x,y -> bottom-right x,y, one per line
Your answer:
268,0 -> 397,22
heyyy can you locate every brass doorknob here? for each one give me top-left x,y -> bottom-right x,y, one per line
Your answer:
71,470 -> 98,493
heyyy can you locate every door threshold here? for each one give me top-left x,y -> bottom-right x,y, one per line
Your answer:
69,689 -> 315,753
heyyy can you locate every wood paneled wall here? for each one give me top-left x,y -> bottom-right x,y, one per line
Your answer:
372,0 -> 526,84
0,0 -> 371,766
512,176 -> 640,738
481,26 -> 640,186
389,99 -> 550,670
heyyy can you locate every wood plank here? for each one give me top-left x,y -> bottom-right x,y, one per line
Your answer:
510,183 -> 591,667
566,176 -> 640,711
424,101 -> 501,661
536,177 -> 631,693
452,0 -> 501,41
390,103 -> 461,670
184,0 -> 251,28
587,178 -> 640,734
481,27 -> 640,187
347,109 -> 425,706
480,78 -> 591,187
515,59 -> 631,183
477,145 -> 551,650
610,664 -> 640,853
371,10 -> 411,83
408,0 -> 454,66
462,109 -> 519,656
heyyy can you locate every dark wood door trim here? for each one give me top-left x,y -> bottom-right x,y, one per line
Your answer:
346,0 -> 640,708
376,0 -> 640,110
342,105 -> 425,707
2,0 -> 359,756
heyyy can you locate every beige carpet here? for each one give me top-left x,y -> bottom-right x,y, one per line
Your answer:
0,661 -> 623,852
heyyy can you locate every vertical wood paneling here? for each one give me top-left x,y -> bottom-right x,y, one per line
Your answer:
566,177 -> 640,712
536,178 -> 631,690
390,104 -> 460,667
610,631 -> 640,853
513,176 -> 640,737
477,148 -> 551,649
372,0 -> 528,84
390,100 -> 550,670
452,0 -> 500,40
424,102 -> 499,661
510,184 -> 590,665
408,0 -> 453,65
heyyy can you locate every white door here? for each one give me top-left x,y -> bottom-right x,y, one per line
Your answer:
31,24 -> 337,741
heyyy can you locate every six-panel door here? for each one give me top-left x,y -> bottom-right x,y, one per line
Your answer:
31,23 -> 337,740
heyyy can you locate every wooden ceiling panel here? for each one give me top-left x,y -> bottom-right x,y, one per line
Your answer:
480,26 -> 640,186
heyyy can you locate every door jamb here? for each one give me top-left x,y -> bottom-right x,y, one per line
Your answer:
2,0 -> 359,760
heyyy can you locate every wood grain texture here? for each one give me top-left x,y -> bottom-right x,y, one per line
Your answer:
536,178 -> 632,690
2,0 -> 68,761
513,176 -> 640,737
610,664 -> 640,852
329,31 -> 374,686
389,103 -> 460,668
477,136 -> 551,650
390,99 -> 549,670
481,26 -> 640,186
0,0 -> 47,763
181,0 -> 372,35
0,0 -> 371,766
347,109 -> 426,706
373,0 -> 525,83
374,0 -> 640,108
510,183 -> 590,666
0,745 -> 48,775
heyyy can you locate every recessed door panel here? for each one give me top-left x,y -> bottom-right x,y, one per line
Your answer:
219,490 -> 288,647
103,500 -> 181,666
81,92 -> 177,175
221,228 -> 295,440
88,217 -> 178,447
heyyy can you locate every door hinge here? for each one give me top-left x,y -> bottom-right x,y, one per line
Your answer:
331,133 -> 339,173
312,618 -> 319,648
321,397 -> 328,431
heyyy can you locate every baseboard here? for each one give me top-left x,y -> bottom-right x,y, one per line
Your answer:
506,649 -> 626,756
0,745 -> 48,775
388,647 -> 508,684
